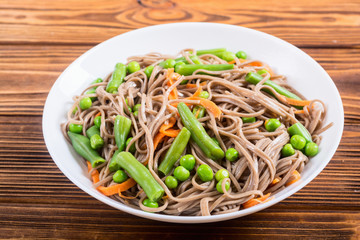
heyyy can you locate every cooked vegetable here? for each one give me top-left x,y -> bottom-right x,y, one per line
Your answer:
86,125 -> 100,138
114,115 -> 132,151
113,169 -> 128,183
67,131 -> 105,168
264,118 -> 281,132
126,137 -> 136,154
143,198 -> 159,208
79,97 -> 92,110
106,63 -> 127,93
158,127 -> 191,175
242,117 -> 256,123
173,166 -> 190,181
112,152 -> 164,202
127,61 -> 141,74
159,59 -> 176,69
216,179 -> 230,193
175,64 -> 234,76
69,123 -> 83,134
288,122 -> 313,143
215,169 -> 230,182
225,148 -> 239,162
304,142 -> 319,157
94,116 -> 101,128
242,193 -> 271,209
197,164 -> 213,182
281,143 -> 295,157
179,154 -> 196,171
235,50 -> 247,59
165,176 -> 178,189
290,135 -> 307,150
144,65 -> 154,78
196,48 -> 227,57
178,102 -> 224,161
90,134 -> 104,150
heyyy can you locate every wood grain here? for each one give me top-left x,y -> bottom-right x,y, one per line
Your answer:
1,0 -> 360,239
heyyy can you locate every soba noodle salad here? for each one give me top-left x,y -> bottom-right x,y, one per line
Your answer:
62,48 -> 332,216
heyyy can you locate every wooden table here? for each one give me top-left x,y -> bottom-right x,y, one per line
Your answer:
1,0 -> 359,239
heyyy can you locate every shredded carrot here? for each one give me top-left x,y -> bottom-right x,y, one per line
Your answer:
162,129 -> 180,138
228,60 -> 236,64
195,108 -> 201,118
97,178 -> 137,196
192,87 -> 202,98
162,195 -> 169,200
159,117 -> 176,132
277,95 -> 311,107
294,110 -> 305,114
285,170 -> 301,186
166,68 -> 181,100
183,97 -> 222,119
186,81 -> 207,89
154,132 -> 166,149
118,189 -> 143,199
86,161 -> 100,184
243,193 -> 271,209
94,112 -> 101,118
270,177 -> 281,187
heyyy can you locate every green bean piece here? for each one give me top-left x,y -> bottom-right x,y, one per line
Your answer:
265,118 -> 281,132
216,179 -> 230,193
215,169 -> 230,182
113,152 -> 164,202
114,115 -> 132,151
126,137 -> 136,154
133,111 -> 138,117
219,51 -> 236,62
158,59 -> 176,69
199,91 -> 209,99
173,166 -> 190,181
90,134 -> 104,150
290,135 -> 307,150
196,48 -> 227,57
158,127 -> 191,175
304,142 -> 319,157
175,64 -> 234,76
86,88 -> 97,102
108,150 -> 121,172
143,198 -> 159,208
178,102 -> 224,161
127,61 -> 141,74
72,106 -> 78,115
94,116 -> 101,128
86,125 -> 100,139
69,123 -> 83,134
287,122 -> 313,143
175,55 -> 201,64
144,65 -> 154,79
281,143 -> 295,157
179,154 -> 196,171
106,63 -> 127,93
225,148 -> 239,162
192,105 -> 206,119
245,72 -> 303,103
113,169 -> 128,183
133,104 -> 141,112
257,69 -> 269,75
235,50 -> 247,59
211,137 -> 220,146
79,97 -> 92,110
165,176 -> 178,189
67,131 -> 105,168
197,164 -> 214,182
242,117 -> 256,123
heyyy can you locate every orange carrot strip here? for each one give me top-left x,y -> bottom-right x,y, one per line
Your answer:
195,108 -> 201,118
186,82 -> 207,89
162,195 -> 169,200
277,95 -> 311,107
166,68 -> 180,100
161,129 -> 180,138
184,97 -> 222,119
159,117 -> 176,132
94,112 -> 101,118
243,193 -> 271,209
269,177 -> 281,187
192,87 -> 202,98
118,189 -> 143,199
294,110 -> 305,114
228,60 -> 236,64
285,170 -> 301,186
87,161 -> 100,184
154,132 -> 166,149
97,178 -> 137,196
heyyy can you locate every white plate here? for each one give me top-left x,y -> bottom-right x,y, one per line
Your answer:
43,22 -> 344,223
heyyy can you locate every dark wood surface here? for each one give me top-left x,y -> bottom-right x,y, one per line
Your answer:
1,0 -> 360,239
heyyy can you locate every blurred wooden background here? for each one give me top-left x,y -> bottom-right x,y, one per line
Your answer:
1,0 -> 360,239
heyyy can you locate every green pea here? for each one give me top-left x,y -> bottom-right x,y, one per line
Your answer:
304,142 -> 319,157
242,117 -> 256,123
216,179 -> 230,193
72,106 -> 78,115
197,164 -> 213,182
127,61 -> 141,74
235,50 -> 247,59
281,143 -> 295,157
199,91 -> 209,99
215,169 -> 230,182
90,134 -> 104,150
165,176 -> 178,189
143,198 -> 159,208
94,116 -> 101,128
144,65 -> 154,79
180,154 -> 196,171
133,111 -> 138,117
69,123 -> 83,133
133,104 -> 141,112
211,137 -> 220,146
113,169 -> 128,183
86,88 -> 97,102
162,59 -> 176,69
92,78 -> 103,84
265,118 -> 281,132
257,69 -> 269,75
173,166 -> 190,181
225,148 -> 239,162
290,135 -> 307,150
79,97 -> 92,110
126,137 -> 136,153
220,51 -> 236,62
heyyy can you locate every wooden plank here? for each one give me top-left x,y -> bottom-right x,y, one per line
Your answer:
0,0 -> 360,47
